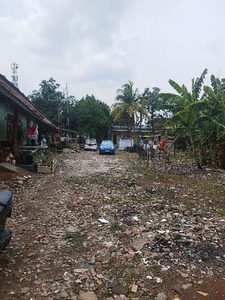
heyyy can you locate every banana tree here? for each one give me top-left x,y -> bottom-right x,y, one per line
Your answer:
159,69 -> 208,166
201,75 -> 225,167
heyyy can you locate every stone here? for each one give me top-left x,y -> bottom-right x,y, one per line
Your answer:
131,238 -> 147,251
21,287 -> 30,294
155,292 -> 167,300
173,284 -> 182,293
112,285 -> 129,296
182,283 -> 192,290
59,291 -> 69,298
130,284 -> 138,292
74,263 -> 93,273
155,277 -> 163,283
67,226 -> 78,232
78,291 -> 98,300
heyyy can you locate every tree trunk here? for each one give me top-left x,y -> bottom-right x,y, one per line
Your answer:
133,115 -> 136,148
217,144 -> 225,169
189,133 -> 201,168
163,131 -> 168,181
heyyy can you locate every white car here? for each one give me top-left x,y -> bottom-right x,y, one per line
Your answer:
84,138 -> 97,151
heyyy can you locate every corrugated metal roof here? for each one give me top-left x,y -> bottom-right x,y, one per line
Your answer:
111,125 -> 154,133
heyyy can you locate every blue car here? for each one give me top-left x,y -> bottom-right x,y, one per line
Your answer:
99,140 -> 115,155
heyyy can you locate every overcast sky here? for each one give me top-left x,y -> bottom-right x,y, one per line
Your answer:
1,0 -> 225,106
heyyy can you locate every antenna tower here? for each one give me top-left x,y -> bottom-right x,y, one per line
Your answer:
11,62 -> 18,88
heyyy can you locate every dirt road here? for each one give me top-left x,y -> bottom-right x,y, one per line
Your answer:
0,150 -> 225,300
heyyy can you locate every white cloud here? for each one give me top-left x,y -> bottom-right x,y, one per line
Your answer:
1,0 -> 225,106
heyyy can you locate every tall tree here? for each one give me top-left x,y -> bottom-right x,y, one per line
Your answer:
143,87 -> 165,133
111,81 -> 148,135
28,78 -> 64,126
74,95 -> 112,141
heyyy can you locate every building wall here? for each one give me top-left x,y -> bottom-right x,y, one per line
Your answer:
0,101 -> 28,145
111,129 -> 153,146
0,102 -> 7,140
0,102 -> 13,140
18,114 -> 28,146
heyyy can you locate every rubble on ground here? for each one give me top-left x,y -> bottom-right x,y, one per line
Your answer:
0,151 -> 224,299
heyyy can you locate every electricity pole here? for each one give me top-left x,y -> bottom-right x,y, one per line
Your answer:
65,83 -> 69,137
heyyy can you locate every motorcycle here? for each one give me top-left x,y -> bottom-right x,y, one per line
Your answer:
0,190 -> 13,251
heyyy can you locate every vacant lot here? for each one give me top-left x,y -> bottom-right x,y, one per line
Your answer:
0,150 -> 225,300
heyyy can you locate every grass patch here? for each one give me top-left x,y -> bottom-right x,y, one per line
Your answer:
103,196 -> 120,203
197,184 -> 224,193
184,201 -> 195,210
65,231 -> 91,252
214,208 -> 225,216
110,222 -> 123,232
65,231 -> 86,244
147,264 -> 161,274
209,198 -> 224,204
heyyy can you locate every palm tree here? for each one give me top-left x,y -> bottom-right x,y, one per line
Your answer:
111,81 -> 148,138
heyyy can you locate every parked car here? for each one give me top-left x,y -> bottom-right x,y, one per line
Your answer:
99,140 -> 115,155
84,138 -> 97,151
0,190 -> 13,252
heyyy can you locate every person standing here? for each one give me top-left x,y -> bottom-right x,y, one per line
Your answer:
159,136 -> 165,152
27,121 -> 38,146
